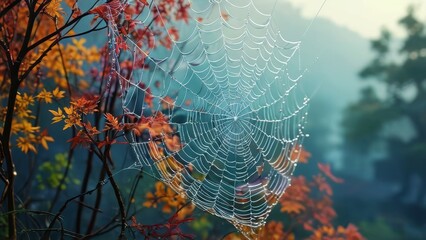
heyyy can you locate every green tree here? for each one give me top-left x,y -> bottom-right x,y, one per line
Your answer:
342,6 -> 426,202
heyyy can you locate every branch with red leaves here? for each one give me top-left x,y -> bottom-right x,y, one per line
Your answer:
131,213 -> 194,239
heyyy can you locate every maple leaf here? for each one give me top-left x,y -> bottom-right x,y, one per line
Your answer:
175,2 -> 190,23
67,130 -> 91,148
39,129 -> 54,150
168,27 -> 179,41
261,221 -> 293,240
342,224 -> 365,240
143,192 -> 158,208
36,88 -> 53,103
308,224 -> 365,240
312,196 -> 336,225
280,200 -> 305,214
17,136 -> 37,153
317,163 -> 344,183
44,0 -> 65,19
84,121 -> 100,135
49,107 -> 65,124
160,36 -> 173,49
20,120 -> 40,134
115,36 -> 129,54
52,87 -> 65,99
63,106 -> 82,130
313,175 -> 333,195
89,0 -> 123,22
71,95 -> 99,114
104,113 -> 121,130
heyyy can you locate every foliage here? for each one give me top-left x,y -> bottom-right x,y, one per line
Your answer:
223,148 -> 364,240
36,152 -> 79,190
0,0 -> 189,239
358,218 -> 403,240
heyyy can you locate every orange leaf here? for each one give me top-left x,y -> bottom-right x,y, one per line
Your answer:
280,200 -> 305,214
105,113 -> 120,130
317,163 -> 344,183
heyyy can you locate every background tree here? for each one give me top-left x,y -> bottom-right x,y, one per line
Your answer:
342,7 -> 426,203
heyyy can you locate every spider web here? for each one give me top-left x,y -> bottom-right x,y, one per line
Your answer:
111,0 -> 314,238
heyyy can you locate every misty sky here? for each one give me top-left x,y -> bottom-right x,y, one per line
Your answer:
285,0 -> 426,39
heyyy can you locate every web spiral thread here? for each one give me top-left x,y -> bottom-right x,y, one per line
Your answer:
112,0 -> 310,237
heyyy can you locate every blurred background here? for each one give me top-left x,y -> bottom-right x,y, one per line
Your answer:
281,0 -> 426,239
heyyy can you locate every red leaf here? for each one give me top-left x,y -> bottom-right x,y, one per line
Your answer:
317,163 -> 344,183
89,0 -> 123,22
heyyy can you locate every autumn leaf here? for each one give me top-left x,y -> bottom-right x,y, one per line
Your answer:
139,0 -> 149,6
84,121 -> 100,136
143,192 -> 158,208
161,96 -> 175,110
71,95 -> 99,114
280,200 -> 305,214
63,106 -> 82,130
89,0 -> 123,22
176,3 -> 190,23
36,89 -> 53,103
313,175 -> 333,195
71,38 -> 86,49
168,27 -> 179,41
49,107 -> 65,124
52,87 -> 65,99
308,224 -> 365,240
290,145 -> 311,163
317,163 -> 344,183
105,113 -> 120,130
20,120 -> 40,134
67,130 -> 91,148
39,129 -> 54,150
44,0 -> 65,20
17,136 -> 37,153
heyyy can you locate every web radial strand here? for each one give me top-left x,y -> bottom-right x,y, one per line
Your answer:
117,0 -> 310,236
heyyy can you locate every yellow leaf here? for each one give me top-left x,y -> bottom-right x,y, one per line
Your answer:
64,106 -> 74,115
45,0 -> 65,19
52,87 -> 65,99
72,38 -> 86,49
17,137 -> 37,153
49,108 -> 65,124
20,120 -> 40,134
39,130 -> 54,150
36,89 -> 53,103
